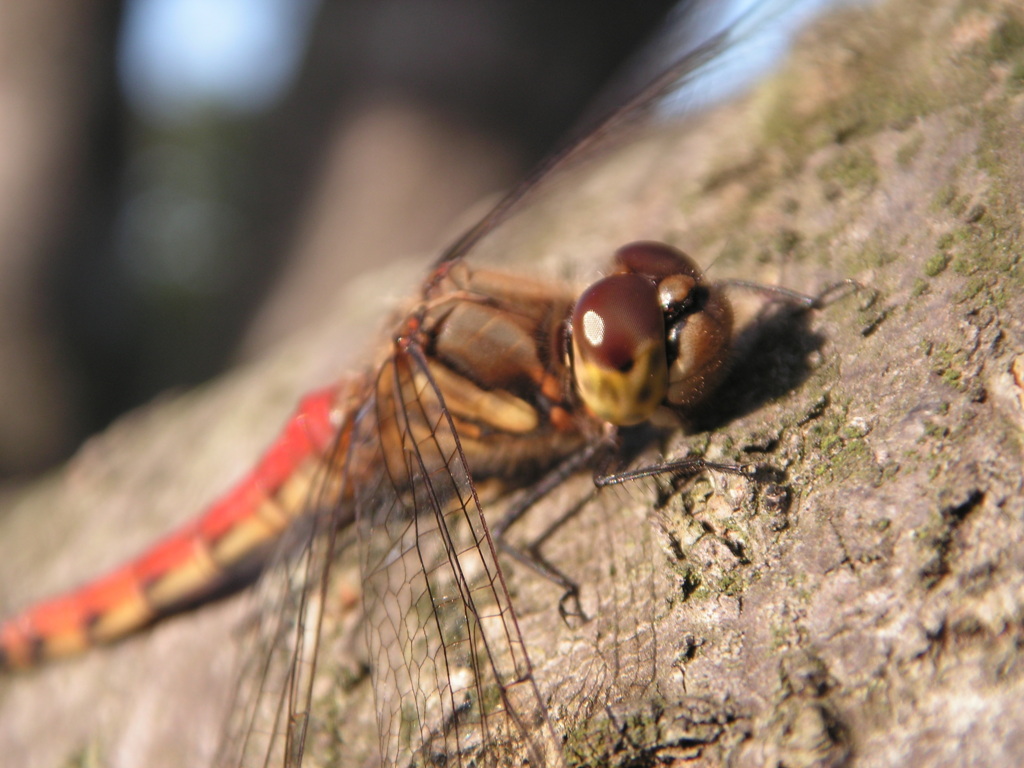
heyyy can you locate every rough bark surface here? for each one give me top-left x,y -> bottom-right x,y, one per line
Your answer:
2,0 -> 1024,766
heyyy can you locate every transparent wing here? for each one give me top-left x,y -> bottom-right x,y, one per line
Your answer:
214,378 -> 365,768
356,337 -> 562,766
218,329 -> 563,767
216,452 -> 355,768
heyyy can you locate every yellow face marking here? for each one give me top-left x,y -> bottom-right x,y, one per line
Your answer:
572,335 -> 667,426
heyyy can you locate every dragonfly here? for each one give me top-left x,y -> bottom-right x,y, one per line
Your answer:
0,5 -> 849,766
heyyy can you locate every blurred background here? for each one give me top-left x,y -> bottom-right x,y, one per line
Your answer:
0,0 -> 835,479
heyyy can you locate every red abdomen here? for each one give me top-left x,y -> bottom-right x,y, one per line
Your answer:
0,386 -> 348,669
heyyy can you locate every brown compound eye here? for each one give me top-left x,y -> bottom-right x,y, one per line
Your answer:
613,240 -> 703,282
613,240 -> 734,410
570,273 -> 668,426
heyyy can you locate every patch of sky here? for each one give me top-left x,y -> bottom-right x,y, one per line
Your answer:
119,0 -> 320,121
660,0 -> 864,115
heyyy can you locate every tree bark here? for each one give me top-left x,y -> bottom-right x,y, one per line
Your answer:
2,0 -> 1023,766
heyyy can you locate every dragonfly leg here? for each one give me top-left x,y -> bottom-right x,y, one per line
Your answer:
491,440 -> 609,540
593,456 -> 758,488
491,440 -> 612,623
497,493 -> 594,623
717,277 -> 869,310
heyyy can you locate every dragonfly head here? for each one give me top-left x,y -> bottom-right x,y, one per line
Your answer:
570,241 -> 732,426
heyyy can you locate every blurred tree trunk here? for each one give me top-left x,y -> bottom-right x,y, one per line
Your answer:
2,0 -> 1024,766
0,2 -> 121,474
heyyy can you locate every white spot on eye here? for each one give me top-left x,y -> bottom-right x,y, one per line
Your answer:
582,309 -> 605,346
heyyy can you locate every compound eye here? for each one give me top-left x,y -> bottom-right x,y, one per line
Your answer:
570,273 -> 668,426
614,241 -> 703,281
